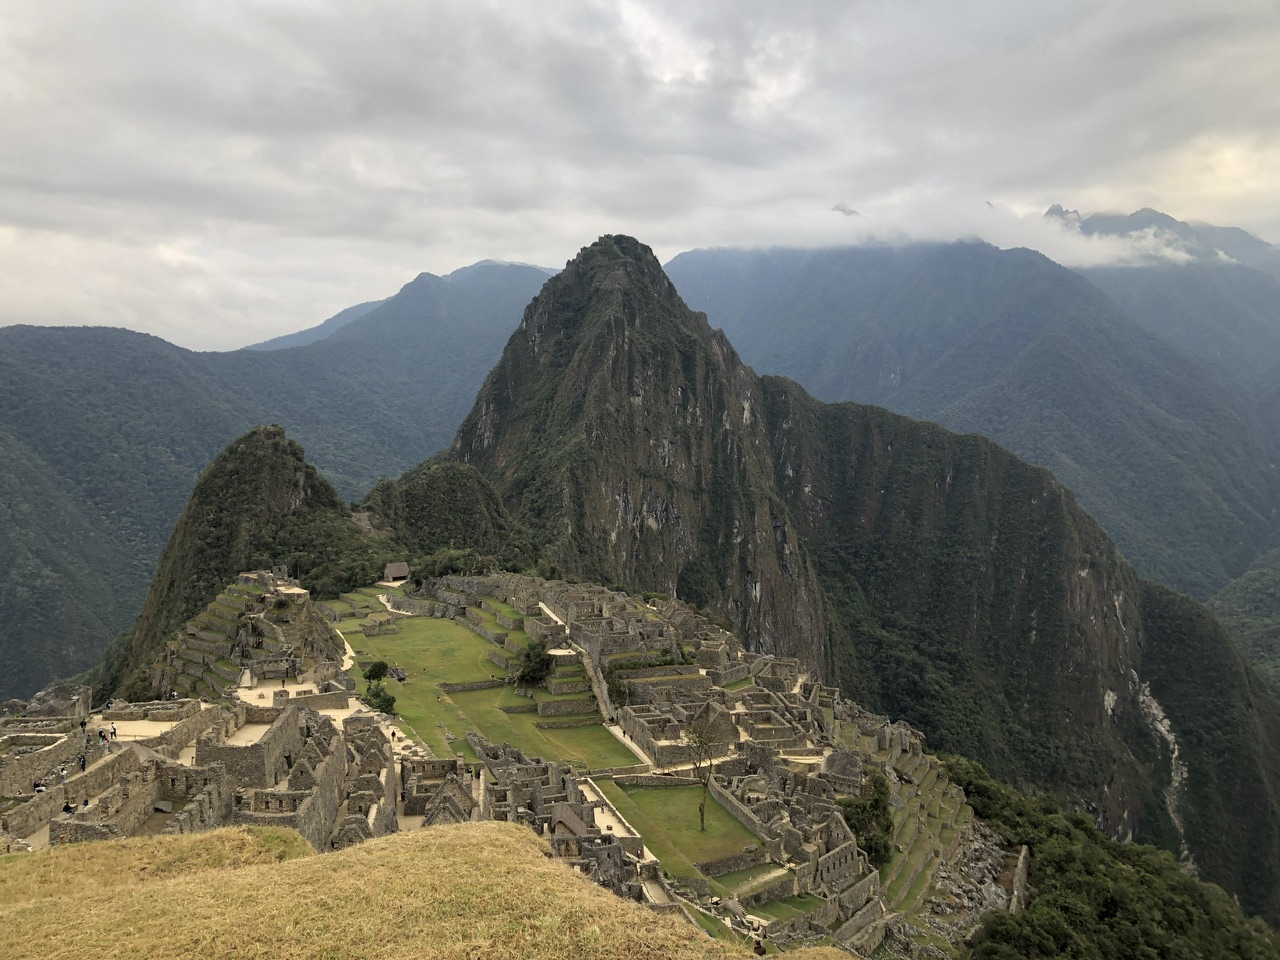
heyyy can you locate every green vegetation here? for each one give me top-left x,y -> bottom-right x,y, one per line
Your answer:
666,241 -> 1279,600
949,756 -> 1280,960
91,426 -> 405,700
362,660 -> 389,683
516,640 -> 554,686
1210,554 -> 1280,695
0,262 -> 548,700
836,771 -> 892,868
443,233 -> 1280,922
595,782 -> 760,887
343,600 -> 636,768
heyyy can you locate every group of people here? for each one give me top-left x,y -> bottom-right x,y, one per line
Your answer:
78,717 -> 118,754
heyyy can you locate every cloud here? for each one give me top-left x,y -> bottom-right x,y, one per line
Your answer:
0,1 -> 1278,348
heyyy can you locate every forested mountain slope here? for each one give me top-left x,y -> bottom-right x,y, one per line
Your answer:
665,242 -> 1279,598
0,262 -> 546,699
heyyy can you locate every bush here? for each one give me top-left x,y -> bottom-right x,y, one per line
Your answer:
517,640 -> 554,686
362,660 -> 389,683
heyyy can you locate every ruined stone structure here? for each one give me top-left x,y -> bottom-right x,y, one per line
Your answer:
152,571 -> 345,702
1,694 -> 397,855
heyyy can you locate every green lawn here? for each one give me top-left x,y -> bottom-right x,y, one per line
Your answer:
450,688 -> 637,769
595,782 -> 761,884
749,893 -> 824,922
346,604 -> 638,769
481,595 -> 522,619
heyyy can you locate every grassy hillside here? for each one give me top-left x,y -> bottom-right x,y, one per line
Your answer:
0,824 -> 843,960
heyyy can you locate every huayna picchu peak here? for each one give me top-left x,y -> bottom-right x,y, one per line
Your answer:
453,235 -> 828,673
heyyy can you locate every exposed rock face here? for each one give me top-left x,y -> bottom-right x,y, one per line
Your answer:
453,235 -> 827,669
446,235 -> 1280,920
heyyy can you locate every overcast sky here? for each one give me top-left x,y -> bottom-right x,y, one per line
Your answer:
2,1 -> 1278,350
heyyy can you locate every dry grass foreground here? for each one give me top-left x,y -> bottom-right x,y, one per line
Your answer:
0,823 -> 848,960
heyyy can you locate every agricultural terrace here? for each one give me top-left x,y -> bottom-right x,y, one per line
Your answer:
329,588 -> 640,769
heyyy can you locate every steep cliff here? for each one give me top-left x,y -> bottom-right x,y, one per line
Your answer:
452,235 -> 827,667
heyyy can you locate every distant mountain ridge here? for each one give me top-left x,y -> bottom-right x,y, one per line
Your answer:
665,239 -> 1280,598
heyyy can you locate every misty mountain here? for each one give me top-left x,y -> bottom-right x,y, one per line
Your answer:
665,241 -> 1279,599
0,262 -> 547,700
245,299 -> 387,351
1048,204 -> 1280,280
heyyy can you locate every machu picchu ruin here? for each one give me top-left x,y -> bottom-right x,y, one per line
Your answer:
2,569 -> 1031,956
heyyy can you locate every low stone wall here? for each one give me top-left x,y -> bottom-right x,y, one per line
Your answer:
546,677 -> 592,695
536,696 -> 597,717
0,733 -> 88,797
161,764 -> 235,836
696,845 -> 766,878
739,872 -> 798,909
533,717 -> 599,728
456,616 -> 508,647
584,762 -> 652,777
140,704 -> 226,760
708,663 -> 751,687
289,690 -> 350,711
834,897 -> 885,945
480,601 -> 524,631
614,664 -> 699,680
391,597 -> 448,618
1,748 -> 143,839
500,703 -> 539,715
196,706 -> 302,788
708,778 -> 780,854
612,774 -> 700,788
439,680 -> 507,693
103,699 -> 201,722
489,650 -> 510,670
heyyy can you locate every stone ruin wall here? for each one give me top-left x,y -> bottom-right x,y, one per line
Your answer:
233,718 -> 346,851
49,760 -> 234,846
1,748 -> 143,839
196,705 -> 305,788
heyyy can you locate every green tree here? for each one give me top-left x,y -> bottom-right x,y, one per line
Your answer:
362,660 -> 389,683
516,640 -> 554,687
682,717 -> 725,832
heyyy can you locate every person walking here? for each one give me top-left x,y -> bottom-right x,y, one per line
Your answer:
78,754 -> 86,772
110,722 -> 117,740
79,717 -> 87,734
59,766 -> 67,784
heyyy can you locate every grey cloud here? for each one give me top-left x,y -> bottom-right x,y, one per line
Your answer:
1,1 -> 1278,349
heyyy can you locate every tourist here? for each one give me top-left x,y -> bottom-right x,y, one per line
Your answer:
79,717 -> 87,734
62,802 -> 74,814
59,766 -> 67,784
110,722 -> 117,740
78,754 -> 86,772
